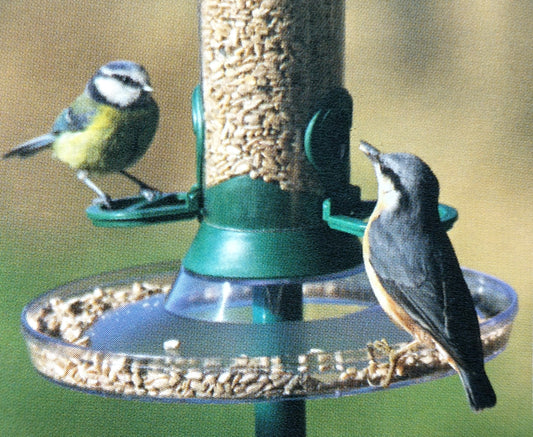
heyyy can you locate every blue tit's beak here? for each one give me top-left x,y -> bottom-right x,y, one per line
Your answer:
143,84 -> 154,92
359,141 -> 380,162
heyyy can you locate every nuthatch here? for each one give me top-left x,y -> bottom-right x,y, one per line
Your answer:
3,60 -> 159,208
360,141 -> 496,411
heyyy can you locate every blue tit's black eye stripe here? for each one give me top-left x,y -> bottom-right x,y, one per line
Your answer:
112,74 -> 138,87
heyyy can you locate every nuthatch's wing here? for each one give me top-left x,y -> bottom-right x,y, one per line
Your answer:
367,217 -> 484,372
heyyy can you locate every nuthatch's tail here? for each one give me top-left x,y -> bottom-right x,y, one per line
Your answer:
459,367 -> 497,411
3,134 -> 55,159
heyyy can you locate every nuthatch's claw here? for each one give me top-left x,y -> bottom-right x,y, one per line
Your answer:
366,338 -> 412,388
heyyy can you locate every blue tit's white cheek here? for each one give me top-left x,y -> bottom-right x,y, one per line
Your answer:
94,76 -> 140,107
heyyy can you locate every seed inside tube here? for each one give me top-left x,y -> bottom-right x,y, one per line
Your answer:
200,0 -> 346,191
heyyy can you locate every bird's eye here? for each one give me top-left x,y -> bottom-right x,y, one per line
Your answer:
113,74 -> 137,87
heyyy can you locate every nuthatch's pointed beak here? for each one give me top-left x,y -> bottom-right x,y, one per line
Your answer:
359,141 -> 381,162
143,84 -> 154,93
359,141 -> 381,161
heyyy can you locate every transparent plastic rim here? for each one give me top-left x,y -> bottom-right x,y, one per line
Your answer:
21,261 -> 517,403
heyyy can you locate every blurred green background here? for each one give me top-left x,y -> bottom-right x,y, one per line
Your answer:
1,1 -> 531,436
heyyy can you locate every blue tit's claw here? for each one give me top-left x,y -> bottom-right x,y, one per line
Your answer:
140,188 -> 161,202
92,194 -> 113,210
119,170 -> 161,198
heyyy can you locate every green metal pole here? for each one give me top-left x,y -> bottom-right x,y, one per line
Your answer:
253,284 -> 306,437
254,400 -> 306,437
194,2 -> 351,436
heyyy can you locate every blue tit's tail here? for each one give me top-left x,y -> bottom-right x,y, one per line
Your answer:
458,367 -> 497,411
3,134 -> 55,159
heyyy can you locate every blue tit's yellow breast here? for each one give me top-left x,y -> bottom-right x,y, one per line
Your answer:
52,105 -> 122,171
53,97 -> 158,173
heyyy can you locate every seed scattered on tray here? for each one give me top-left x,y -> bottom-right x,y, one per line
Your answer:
163,339 -> 181,353
24,279 -> 509,401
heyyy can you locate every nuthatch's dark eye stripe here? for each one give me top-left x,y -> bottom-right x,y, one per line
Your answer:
380,164 -> 402,192
379,163 -> 411,210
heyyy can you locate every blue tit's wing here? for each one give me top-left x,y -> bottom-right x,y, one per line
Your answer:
368,217 -> 484,371
3,94 -> 98,160
52,95 -> 98,134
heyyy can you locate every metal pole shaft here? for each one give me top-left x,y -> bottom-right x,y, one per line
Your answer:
253,284 -> 306,437
198,2 -> 346,434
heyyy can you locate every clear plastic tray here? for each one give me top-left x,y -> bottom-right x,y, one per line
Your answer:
22,261 -> 517,403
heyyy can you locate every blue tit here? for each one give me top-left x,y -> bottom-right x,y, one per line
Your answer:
3,60 -> 159,208
360,141 -> 496,411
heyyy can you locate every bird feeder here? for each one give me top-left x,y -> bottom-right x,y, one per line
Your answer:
21,1 -> 518,436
